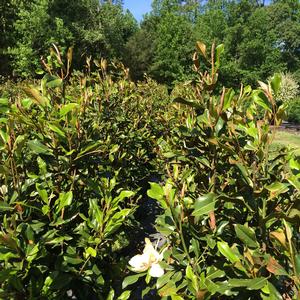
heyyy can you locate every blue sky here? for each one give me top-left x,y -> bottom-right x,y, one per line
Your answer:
123,0 -> 272,22
124,0 -> 152,22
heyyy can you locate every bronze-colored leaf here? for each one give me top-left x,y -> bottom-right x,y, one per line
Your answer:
23,87 -> 49,107
266,256 -> 288,276
269,230 -> 287,248
196,290 -> 207,300
193,52 -> 200,70
196,41 -> 207,58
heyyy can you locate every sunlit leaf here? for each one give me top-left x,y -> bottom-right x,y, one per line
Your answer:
228,277 -> 268,290
192,193 -> 216,217
234,224 -> 258,249
28,139 -> 52,155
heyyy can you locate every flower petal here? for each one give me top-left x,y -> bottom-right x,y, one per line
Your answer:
143,238 -> 155,254
143,238 -> 161,263
129,254 -> 149,272
149,263 -> 164,277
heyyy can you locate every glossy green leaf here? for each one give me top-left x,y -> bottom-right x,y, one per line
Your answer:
56,191 -> 73,212
45,235 -> 73,245
46,77 -> 62,89
59,103 -> 79,117
158,281 -> 178,297
48,123 -> 66,138
104,209 -> 132,238
36,183 -> 48,204
228,277 -> 268,290
289,158 -> 300,170
235,163 -> 253,187
0,98 -> 8,107
265,182 -> 289,196
185,265 -> 198,292
112,190 -> 135,205
0,130 -> 8,144
117,290 -> 131,300
223,88 -> 235,110
215,117 -> 225,136
206,266 -> 225,280
28,140 -> 52,155
86,247 -> 97,258
217,241 -> 240,264
206,281 -> 236,296
26,243 -> 39,262
173,97 -> 202,110
147,182 -> 164,201
21,98 -> 32,108
270,73 -> 281,96
234,224 -> 258,249
192,193 -> 216,217
156,271 -> 175,289
288,176 -> 300,190
252,91 -> 272,112
122,273 -> 146,289
75,141 -> 103,160
63,255 -> 83,265
89,198 -> 103,230
106,289 -> 115,300
261,282 -> 282,300
215,44 -> 224,69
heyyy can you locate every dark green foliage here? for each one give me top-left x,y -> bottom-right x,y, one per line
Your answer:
0,50 -> 171,299
0,0 -> 300,297
127,42 -> 300,299
1,0 -> 300,86
287,98 -> 300,124
0,0 -> 20,75
125,0 -> 300,87
98,3 -> 138,59
3,0 -> 137,77
124,16 -> 158,81
268,0 -> 300,73
149,12 -> 195,85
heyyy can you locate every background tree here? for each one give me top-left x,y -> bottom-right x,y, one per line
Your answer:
124,15 -> 158,81
125,0 -> 197,85
98,2 -> 138,60
0,0 -> 299,86
4,0 -> 137,77
268,0 -> 300,81
150,11 -> 195,84
0,0 -> 20,76
10,0 -> 74,76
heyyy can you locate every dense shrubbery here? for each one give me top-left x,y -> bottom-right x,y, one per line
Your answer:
2,1 -> 300,88
287,98 -> 300,124
0,43 -> 299,299
126,43 -> 300,299
0,48 -> 172,299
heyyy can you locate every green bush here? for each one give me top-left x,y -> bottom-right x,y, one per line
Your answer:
1,43 -> 300,300
0,49 -> 171,299
287,98 -> 300,124
126,42 -> 300,299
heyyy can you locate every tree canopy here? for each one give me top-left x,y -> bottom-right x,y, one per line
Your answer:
0,0 -> 299,86
125,0 -> 300,86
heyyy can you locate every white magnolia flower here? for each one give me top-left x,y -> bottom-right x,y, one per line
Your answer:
129,238 -> 165,277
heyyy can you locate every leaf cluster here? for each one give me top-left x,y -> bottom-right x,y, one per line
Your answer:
141,42 -> 300,299
0,49 -> 171,299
